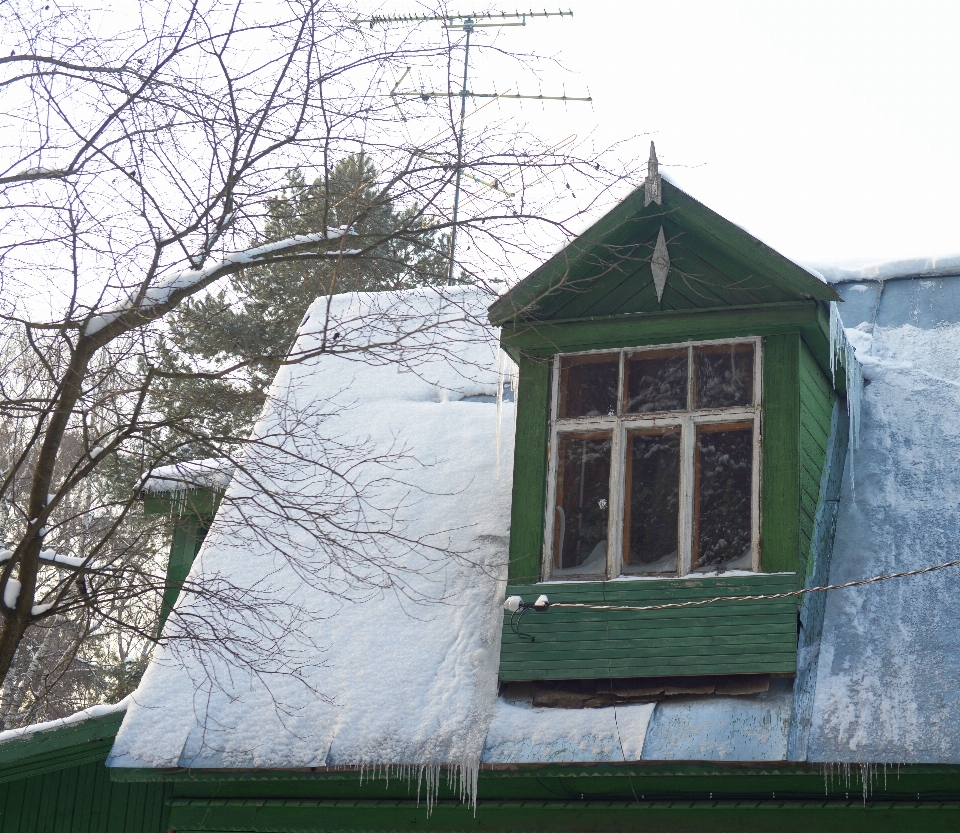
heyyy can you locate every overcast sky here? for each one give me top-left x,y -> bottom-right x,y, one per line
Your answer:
406,0 -> 960,269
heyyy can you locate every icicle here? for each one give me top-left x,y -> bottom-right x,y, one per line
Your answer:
495,349 -> 505,473
495,349 -> 519,478
830,302 -> 864,495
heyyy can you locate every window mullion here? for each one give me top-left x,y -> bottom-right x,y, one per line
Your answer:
680,414 -> 695,575
608,420 -> 625,578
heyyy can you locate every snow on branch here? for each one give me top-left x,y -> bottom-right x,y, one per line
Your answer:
84,228 -> 361,335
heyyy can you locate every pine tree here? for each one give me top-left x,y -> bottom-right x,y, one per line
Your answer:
152,155 -> 451,453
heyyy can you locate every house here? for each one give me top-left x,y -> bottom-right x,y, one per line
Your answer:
6,148 -> 960,831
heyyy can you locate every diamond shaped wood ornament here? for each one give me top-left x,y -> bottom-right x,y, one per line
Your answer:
652,225 -> 670,302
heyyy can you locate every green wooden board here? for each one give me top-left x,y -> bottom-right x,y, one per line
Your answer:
488,178 -> 839,328
499,575 -> 797,681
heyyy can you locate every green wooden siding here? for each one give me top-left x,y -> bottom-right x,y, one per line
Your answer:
488,178 -> 838,328
499,575 -> 798,680
143,488 -> 221,632
797,340 -> 837,583
0,712 -> 171,833
507,356 -> 551,583
761,332 -> 800,573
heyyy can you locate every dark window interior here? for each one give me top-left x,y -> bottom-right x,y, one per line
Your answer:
694,423 -> 753,571
624,348 -> 688,413
694,343 -> 755,409
559,355 -> 619,418
554,432 -> 611,573
624,430 -> 681,574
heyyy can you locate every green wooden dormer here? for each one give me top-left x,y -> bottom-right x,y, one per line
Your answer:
140,461 -> 232,633
490,145 -> 847,683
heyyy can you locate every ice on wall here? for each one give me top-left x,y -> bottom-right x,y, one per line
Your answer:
641,680 -> 793,761
808,275 -> 960,762
109,286 -> 515,800
481,700 -> 655,763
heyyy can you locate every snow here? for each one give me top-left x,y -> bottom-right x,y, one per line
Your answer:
39,549 -> 85,568
84,229 -> 359,336
481,699 -> 655,763
140,458 -> 235,495
0,696 -> 131,746
109,286 -> 514,805
806,253 -> 960,284
829,302 -> 864,465
2,579 -> 19,609
806,274 -> 960,762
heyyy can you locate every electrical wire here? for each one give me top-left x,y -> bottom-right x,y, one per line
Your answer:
543,558 -> 960,614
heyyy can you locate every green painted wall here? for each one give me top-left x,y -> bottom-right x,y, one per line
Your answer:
143,488 -> 220,631
797,340 -> 837,583
761,331 -> 800,574
500,575 -> 798,680
111,762 -> 960,833
0,713 -> 171,833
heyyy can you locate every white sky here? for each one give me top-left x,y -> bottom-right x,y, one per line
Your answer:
411,0 -> 960,268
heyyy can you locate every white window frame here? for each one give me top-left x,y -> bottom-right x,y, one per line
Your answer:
543,337 -> 763,581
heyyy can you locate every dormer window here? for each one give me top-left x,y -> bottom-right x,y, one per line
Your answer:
546,339 -> 761,580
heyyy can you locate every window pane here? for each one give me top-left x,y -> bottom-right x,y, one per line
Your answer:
623,430 -> 680,574
694,424 -> 754,572
624,349 -> 688,414
559,355 -> 619,418
694,343 -> 755,409
554,433 -> 611,574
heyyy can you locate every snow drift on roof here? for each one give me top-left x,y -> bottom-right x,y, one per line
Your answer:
806,253 -> 960,284
807,275 -> 960,762
139,458 -> 235,494
0,695 -> 130,746
108,286 -> 514,794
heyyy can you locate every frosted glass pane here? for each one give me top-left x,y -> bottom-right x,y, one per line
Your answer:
695,425 -> 753,571
554,433 -> 611,574
559,354 -> 619,418
625,349 -> 688,413
623,430 -> 681,574
694,343 -> 754,409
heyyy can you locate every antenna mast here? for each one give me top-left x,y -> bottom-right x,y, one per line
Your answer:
356,9 -> 581,285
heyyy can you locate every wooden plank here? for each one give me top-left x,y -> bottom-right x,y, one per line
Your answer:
761,332 -> 800,573
488,178 -> 839,327
502,612 -> 798,633
499,656 -> 798,680
507,356 -> 552,583
502,616 -> 796,639
500,632 -> 798,656
506,573 -> 797,599
500,303 -> 820,360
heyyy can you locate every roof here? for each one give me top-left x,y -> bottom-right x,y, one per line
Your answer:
488,173 -> 839,327
0,698 -> 129,782
109,286 -> 516,781
139,459 -> 235,495
108,267 -> 960,783
805,272 -> 960,762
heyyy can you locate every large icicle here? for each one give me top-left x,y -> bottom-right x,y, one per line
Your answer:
495,349 -> 519,474
829,302 -> 864,490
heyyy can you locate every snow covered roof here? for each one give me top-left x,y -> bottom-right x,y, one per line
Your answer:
0,695 -> 130,746
806,252 -> 960,284
139,458 -> 235,495
108,274 -> 960,781
109,286 -> 516,787
804,275 -> 960,763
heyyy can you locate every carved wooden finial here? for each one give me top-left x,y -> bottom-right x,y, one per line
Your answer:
644,141 -> 662,207
652,225 -> 670,302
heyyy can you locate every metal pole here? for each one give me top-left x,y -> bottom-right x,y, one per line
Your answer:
446,18 -> 473,286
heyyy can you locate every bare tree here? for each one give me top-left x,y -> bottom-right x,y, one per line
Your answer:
0,0 -> 637,718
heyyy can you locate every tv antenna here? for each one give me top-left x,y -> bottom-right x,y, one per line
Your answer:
353,9 -> 588,285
